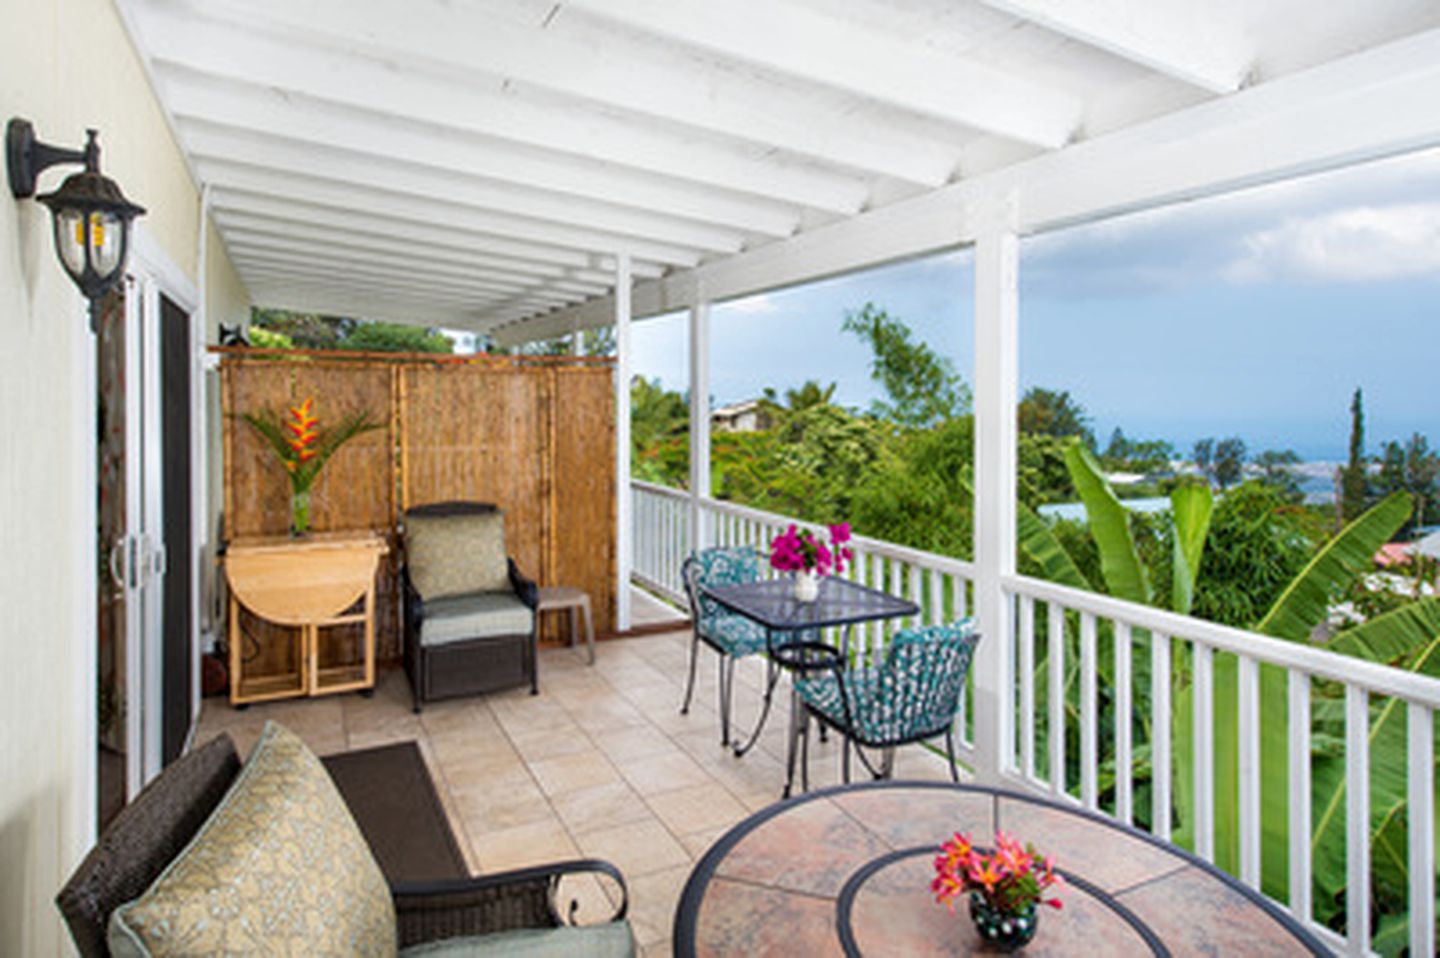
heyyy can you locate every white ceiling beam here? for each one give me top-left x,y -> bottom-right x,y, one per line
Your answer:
225,237 -> 600,299
233,258 -> 570,309
197,163 -> 706,268
128,1 -> 867,213
566,0 -> 1081,149
209,196 -> 663,281
245,283 -> 479,329
213,211 -> 567,281
185,129 -> 745,255
231,247 -> 579,300
237,264 -> 562,313
219,226 -> 610,296
163,76 -> 799,238
241,272 -> 496,311
174,0 -> 957,186
979,0 -> 1253,95
497,28 -> 1440,344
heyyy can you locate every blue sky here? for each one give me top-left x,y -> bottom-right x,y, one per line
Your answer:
631,145 -> 1440,461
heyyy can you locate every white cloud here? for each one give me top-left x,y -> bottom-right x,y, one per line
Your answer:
1225,203 -> 1440,284
723,293 -> 779,314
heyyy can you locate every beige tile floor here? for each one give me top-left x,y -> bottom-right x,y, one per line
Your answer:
192,624 -> 962,955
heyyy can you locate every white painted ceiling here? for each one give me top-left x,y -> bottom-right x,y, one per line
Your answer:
116,0 -> 1440,337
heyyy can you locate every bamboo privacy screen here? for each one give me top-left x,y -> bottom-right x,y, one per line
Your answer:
222,354 -> 616,661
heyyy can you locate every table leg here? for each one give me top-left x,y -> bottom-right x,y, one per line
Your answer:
782,679 -> 801,799
581,595 -> 595,665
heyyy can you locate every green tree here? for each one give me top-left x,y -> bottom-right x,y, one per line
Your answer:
1192,438 -> 1214,479
1341,387 -> 1369,520
630,377 -> 689,486
343,322 -> 453,353
248,326 -> 295,350
1211,437 -> 1247,489
841,303 -> 970,428
250,307 -> 352,348
1377,433 -> 1440,532
1019,388 -> 1094,446
1253,449 -> 1303,502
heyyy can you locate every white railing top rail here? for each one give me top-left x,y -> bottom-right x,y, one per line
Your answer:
631,478 -> 689,501
1005,572 -> 1440,709
695,491 -> 978,580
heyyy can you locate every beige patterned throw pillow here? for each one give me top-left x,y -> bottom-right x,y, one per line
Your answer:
404,510 -> 510,599
109,723 -> 396,957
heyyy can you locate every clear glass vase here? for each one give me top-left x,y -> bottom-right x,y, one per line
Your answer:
290,489 -> 312,537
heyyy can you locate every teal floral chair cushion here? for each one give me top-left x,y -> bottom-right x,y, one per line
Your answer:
680,546 -> 782,751
796,620 -> 979,747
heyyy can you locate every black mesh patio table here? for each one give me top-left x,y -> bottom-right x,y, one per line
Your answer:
702,576 -> 919,796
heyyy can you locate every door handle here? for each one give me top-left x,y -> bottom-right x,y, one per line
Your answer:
109,538 -> 128,590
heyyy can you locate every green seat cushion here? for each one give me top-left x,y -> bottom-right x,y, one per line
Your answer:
420,592 -> 534,646
108,722 -> 396,957
405,510 -> 510,599
399,923 -> 634,958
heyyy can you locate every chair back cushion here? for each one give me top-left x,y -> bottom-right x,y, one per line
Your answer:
683,547 -> 761,622
864,621 -> 980,742
108,722 -> 396,957
405,505 -> 509,600
56,734 -> 242,958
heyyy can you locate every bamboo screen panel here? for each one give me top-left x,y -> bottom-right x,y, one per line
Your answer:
224,361 -> 396,537
550,366 -> 616,635
399,365 -> 548,587
223,360 -> 401,660
221,354 -> 617,658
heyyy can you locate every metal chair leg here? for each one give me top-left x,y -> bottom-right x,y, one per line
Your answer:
880,747 -> 895,780
842,734 -> 852,784
945,726 -> 960,783
799,711 -> 811,794
731,657 -> 779,758
680,631 -> 700,715
718,655 -> 734,746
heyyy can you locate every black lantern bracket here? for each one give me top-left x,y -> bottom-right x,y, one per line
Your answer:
6,117 -> 146,332
6,117 -> 95,198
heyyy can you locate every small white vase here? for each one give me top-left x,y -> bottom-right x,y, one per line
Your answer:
794,569 -> 820,602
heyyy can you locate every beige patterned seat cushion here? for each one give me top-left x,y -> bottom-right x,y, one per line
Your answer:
405,510 -> 510,600
420,593 -> 535,646
108,722 -> 396,957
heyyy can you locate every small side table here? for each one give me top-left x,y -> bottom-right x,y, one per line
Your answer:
537,586 -> 595,664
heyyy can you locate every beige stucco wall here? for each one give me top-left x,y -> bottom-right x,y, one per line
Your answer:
0,0 -> 248,952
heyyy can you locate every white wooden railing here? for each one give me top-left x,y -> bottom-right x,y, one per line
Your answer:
631,479 -> 979,753
1001,574 -> 1438,957
631,479 -> 1440,956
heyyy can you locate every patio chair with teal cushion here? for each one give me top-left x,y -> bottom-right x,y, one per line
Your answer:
680,547 -> 781,755
794,620 -> 979,784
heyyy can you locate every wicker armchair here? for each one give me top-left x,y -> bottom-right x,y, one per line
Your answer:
57,733 -> 631,957
794,621 -> 980,784
402,501 -> 540,711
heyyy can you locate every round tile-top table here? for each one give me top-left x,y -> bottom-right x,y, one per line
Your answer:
674,781 -> 1329,957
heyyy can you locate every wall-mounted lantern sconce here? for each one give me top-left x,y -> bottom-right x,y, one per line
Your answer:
6,117 -> 146,331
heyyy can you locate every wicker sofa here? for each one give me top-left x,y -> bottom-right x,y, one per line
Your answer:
402,501 -> 541,711
56,724 -> 632,957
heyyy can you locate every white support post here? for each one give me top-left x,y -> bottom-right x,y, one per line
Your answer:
971,195 -> 1020,783
571,324 -> 583,356
614,253 -> 633,632
688,295 -> 712,556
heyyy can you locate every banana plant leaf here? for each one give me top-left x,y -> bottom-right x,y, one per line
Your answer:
1251,493 -> 1415,902
1256,493 -> 1413,641
1016,500 -> 1092,592
1302,600 -> 1440,939
1065,443 -> 1151,605
1169,483 -> 1214,617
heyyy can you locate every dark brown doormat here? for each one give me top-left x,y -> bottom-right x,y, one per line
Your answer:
322,741 -> 468,883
